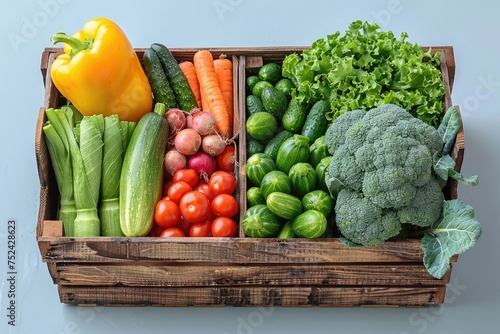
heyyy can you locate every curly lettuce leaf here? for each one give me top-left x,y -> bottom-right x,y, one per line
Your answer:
420,199 -> 482,279
282,20 -> 446,127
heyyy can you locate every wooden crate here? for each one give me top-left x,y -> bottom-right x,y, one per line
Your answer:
36,46 -> 464,307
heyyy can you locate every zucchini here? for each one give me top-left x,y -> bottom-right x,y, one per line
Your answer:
266,192 -> 303,220
246,111 -> 277,141
120,103 -> 169,237
302,190 -> 333,218
151,43 -> 198,111
292,210 -> 327,239
143,48 -> 177,109
264,129 -> 293,161
315,156 -> 333,193
301,100 -> 329,144
275,134 -> 310,174
246,186 -> 266,207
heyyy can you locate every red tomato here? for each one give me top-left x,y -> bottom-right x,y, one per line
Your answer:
194,180 -> 216,201
211,217 -> 237,237
208,171 -> 236,196
172,168 -> 199,188
211,194 -> 238,218
179,191 -> 211,224
176,217 -> 192,236
149,223 -> 165,237
160,227 -> 186,237
154,199 -> 181,228
167,181 -> 192,204
216,145 -> 235,172
189,220 -> 212,237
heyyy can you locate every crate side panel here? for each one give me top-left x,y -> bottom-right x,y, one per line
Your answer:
57,285 -> 447,307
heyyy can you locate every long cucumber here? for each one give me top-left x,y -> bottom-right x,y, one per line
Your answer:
119,103 -> 169,237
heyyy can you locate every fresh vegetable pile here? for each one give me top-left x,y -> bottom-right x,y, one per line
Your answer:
44,18 -> 237,238
241,21 -> 482,279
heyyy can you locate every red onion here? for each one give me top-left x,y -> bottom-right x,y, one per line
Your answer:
187,109 -> 216,136
187,151 -> 216,178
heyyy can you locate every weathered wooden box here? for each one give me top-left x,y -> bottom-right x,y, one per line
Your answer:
35,46 -> 465,307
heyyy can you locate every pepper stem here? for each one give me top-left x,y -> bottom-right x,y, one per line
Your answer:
51,32 -> 93,58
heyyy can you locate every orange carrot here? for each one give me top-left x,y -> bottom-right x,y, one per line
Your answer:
179,61 -> 202,108
214,57 -> 233,137
193,50 -> 230,137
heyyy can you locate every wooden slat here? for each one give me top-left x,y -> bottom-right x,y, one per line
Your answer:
57,285 -> 447,307
38,236 -> 457,264
51,262 -> 450,287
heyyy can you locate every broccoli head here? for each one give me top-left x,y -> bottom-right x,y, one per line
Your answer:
326,104 -> 447,246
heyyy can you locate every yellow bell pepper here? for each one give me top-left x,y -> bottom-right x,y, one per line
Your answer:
50,18 -> 153,122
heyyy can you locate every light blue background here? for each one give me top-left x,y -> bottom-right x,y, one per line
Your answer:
1,0 -> 499,333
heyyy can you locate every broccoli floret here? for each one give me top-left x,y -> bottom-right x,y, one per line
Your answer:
397,176 -> 445,227
335,189 -> 401,246
325,103 -> 448,245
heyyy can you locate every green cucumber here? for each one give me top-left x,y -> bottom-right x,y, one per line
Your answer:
246,94 -> 265,117
264,129 -> 293,161
245,153 -> 276,186
247,137 -> 266,156
301,100 -> 329,144
151,43 -> 198,111
242,204 -> 282,238
315,156 -> 333,193
246,112 -> 277,141
266,192 -> 303,220
288,162 -> 317,198
143,48 -> 177,109
120,103 -> 169,237
246,187 -> 266,207
282,97 -> 307,133
292,210 -> 327,239
275,134 -> 310,174
309,135 -> 329,169
277,220 -> 296,238
260,170 -> 292,199
261,86 -> 288,119
302,190 -> 333,218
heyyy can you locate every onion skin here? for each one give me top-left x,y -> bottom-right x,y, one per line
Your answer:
164,149 -> 187,175
187,109 -> 217,136
187,151 -> 216,178
202,135 -> 226,156
174,128 -> 201,156
165,108 -> 186,135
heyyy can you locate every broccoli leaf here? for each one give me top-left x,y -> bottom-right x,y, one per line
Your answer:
438,106 -> 461,155
421,199 -> 482,279
433,154 -> 479,186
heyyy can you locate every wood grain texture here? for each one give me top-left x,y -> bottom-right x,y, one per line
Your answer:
57,285 -> 447,307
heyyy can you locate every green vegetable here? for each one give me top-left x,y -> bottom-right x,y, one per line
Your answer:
325,104 -> 479,251
264,129 -> 293,161
277,220 -> 296,238
246,137 -> 266,156
292,210 -> 327,239
261,86 -> 288,119
241,204 -> 282,238
260,170 -> 292,199
301,100 -> 329,144
258,62 -> 282,84
282,97 -> 308,133
246,187 -> 266,207
417,199 -> 482,279
288,162 -> 317,198
43,106 -> 77,236
275,134 -> 310,174
309,135 -> 329,169
245,153 -> 276,186
151,43 -> 198,111
266,192 -> 303,220
246,94 -> 265,117
120,103 -> 169,237
274,78 -> 295,98
246,75 -> 260,92
282,20 -> 446,126
143,48 -> 177,109
252,80 -> 273,98
315,156 -> 332,193
246,111 -> 277,141
302,190 -> 333,218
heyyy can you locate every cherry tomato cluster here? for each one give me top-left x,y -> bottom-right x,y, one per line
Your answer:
151,168 -> 238,238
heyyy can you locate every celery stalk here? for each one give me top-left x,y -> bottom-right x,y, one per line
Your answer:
99,115 -> 125,236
